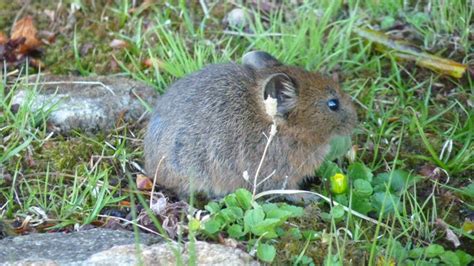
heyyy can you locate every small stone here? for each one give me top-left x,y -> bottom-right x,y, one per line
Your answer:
224,8 -> 248,29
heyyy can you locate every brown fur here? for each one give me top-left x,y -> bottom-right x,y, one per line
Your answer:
144,52 -> 357,199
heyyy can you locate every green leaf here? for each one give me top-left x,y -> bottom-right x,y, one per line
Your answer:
324,254 -> 342,266
351,198 -> 372,215
408,247 -> 425,259
287,227 -> 302,240
455,250 -> 473,266
227,224 -> 245,238
460,183 -> 474,198
224,194 -> 239,208
316,161 -> 341,180
294,255 -> 314,265
251,218 -> 280,238
425,244 -> 445,258
353,179 -> 373,197
204,219 -> 222,234
334,194 -> 348,205
348,162 -> 373,182
204,202 -> 221,214
261,203 -> 278,213
265,208 -> 292,221
440,251 -> 461,266
257,243 -> 276,262
235,188 -> 252,210
390,240 -> 408,262
301,230 -> 321,240
279,204 -> 305,217
244,208 -> 265,227
381,16 -> 396,29
371,192 -> 400,215
330,205 -> 345,221
220,207 -> 243,223
411,12 -> 430,27
373,170 -> 411,193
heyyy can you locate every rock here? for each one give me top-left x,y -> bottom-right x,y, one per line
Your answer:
86,241 -> 260,266
0,228 -> 162,265
11,75 -> 158,134
223,8 -> 249,29
0,229 -> 259,265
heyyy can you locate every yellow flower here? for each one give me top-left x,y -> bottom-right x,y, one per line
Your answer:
330,173 -> 348,194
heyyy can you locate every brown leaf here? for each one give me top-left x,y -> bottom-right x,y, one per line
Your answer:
119,200 -> 130,207
435,218 -> 461,248
418,164 -> 441,179
38,30 -> 56,44
109,57 -> 120,72
143,57 -> 164,69
136,174 -> 153,190
0,32 -> 7,45
445,227 -> 461,248
29,58 -> 44,69
11,16 -> 42,54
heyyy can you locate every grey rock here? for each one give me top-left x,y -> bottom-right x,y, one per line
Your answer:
85,241 -> 259,266
0,229 -> 259,266
0,228 -> 162,265
12,75 -> 158,134
224,8 -> 249,29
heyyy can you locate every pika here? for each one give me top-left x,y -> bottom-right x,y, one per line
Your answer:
144,51 -> 357,199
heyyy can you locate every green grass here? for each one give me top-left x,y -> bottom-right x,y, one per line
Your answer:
1,0 -> 473,264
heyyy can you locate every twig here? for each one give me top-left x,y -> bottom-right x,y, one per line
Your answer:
223,30 -> 293,37
199,0 -> 209,18
97,214 -> 168,239
256,169 -> 276,187
252,123 -> 277,198
150,156 -> 166,209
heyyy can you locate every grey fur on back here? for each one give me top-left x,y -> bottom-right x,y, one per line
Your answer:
145,63 -> 272,197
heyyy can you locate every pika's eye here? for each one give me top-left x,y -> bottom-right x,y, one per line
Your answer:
327,99 -> 339,111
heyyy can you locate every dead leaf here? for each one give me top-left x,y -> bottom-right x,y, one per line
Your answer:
109,57 -> 119,72
136,192 -> 190,239
418,164 -> 441,179
44,9 -> 55,22
136,174 -> 153,190
0,32 -> 7,45
435,218 -> 461,248
11,16 -> 42,54
109,39 -> 128,49
445,227 -> 461,247
119,200 -> 131,207
143,57 -> 164,69
38,30 -> 56,44
0,38 -> 25,63
80,43 -> 93,56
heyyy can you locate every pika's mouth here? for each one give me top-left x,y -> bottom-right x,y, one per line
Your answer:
337,115 -> 357,135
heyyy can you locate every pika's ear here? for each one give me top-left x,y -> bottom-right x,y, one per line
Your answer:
262,73 -> 297,116
242,51 -> 282,69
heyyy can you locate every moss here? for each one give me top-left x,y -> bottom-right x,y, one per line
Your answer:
35,136 -> 106,172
